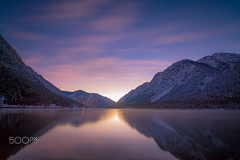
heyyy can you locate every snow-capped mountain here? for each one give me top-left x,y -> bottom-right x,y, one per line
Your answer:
197,53 -> 240,71
63,90 -> 115,108
0,35 -> 83,108
118,53 -> 240,108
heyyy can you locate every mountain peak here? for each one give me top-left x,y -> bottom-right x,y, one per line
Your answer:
172,59 -> 195,65
1,35 -> 82,108
197,52 -> 240,71
212,52 -> 237,56
117,52 -> 240,108
63,90 -> 115,108
211,52 -> 240,62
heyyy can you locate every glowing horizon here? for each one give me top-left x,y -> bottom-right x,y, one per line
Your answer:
1,0 -> 239,101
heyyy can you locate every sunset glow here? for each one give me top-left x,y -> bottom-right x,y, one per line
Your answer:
1,0 -> 239,101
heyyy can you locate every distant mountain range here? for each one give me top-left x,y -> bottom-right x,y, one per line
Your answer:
63,90 -> 115,108
0,35 -> 83,108
117,53 -> 240,109
1,34 -> 239,109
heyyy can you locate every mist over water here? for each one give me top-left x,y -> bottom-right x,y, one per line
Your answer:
0,109 -> 239,160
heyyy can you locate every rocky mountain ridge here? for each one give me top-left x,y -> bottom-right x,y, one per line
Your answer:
118,52 -> 240,108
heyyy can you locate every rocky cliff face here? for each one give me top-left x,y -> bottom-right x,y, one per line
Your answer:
118,53 -> 240,107
63,90 -> 115,108
0,35 -> 82,108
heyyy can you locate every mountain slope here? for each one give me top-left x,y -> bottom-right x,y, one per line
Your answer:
197,52 -> 240,71
0,35 -> 83,108
63,90 -> 115,108
200,61 -> 240,100
118,53 -> 240,108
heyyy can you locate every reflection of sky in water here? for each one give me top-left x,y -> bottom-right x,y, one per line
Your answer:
1,109 -> 239,160
8,109 -> 175,160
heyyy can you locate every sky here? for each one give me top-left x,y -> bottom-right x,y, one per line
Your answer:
0,0 -> 240,101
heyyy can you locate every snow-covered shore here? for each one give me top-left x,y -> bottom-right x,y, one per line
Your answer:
0,104 -> 72,109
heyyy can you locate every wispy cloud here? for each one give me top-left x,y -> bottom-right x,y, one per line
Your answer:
3,0 -> 237,101
151,32 -> 206,46
89,17 -> 136,32
24,57 -> 43,64
28,56 -> 171,101
8,30 -> 45,40
34,57 -> 171,83
29,0 -> 109,21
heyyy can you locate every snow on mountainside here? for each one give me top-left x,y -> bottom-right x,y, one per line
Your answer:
0,35 -> 65,97
200,61 -> 240,99
63,90 -> 115,108
150,86 -> 174,102
118,53 -> 240,108
197,52 -> 240,71
0,35 -> 83,108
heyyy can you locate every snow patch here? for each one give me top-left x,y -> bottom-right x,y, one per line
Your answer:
150,86 -> 174,102
0,104 -> 62,109
197,76 -> 214,91
130,100 -> 137,104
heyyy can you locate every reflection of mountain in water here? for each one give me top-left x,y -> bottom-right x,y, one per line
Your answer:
121,110 -> 240,160
0,109 -> 105,160
1,109 -> 240,160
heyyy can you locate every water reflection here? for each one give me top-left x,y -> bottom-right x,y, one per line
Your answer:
0,109 -> 239,160
0,109 -> 104,159
121,109 -> 240,160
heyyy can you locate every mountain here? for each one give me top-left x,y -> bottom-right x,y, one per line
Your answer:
118,53 -> 240,109
199,61 -> 240,100
63,90 -> 115,108
0,35 -> 83,108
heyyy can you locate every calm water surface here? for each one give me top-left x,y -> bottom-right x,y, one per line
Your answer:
0,109 -> 239,160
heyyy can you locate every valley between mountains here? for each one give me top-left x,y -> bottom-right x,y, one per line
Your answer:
1,35 -> 239,109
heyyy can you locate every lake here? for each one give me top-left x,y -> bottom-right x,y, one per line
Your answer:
0,109 -> 239,160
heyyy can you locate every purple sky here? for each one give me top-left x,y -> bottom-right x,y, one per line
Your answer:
1,0 -> 240,101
